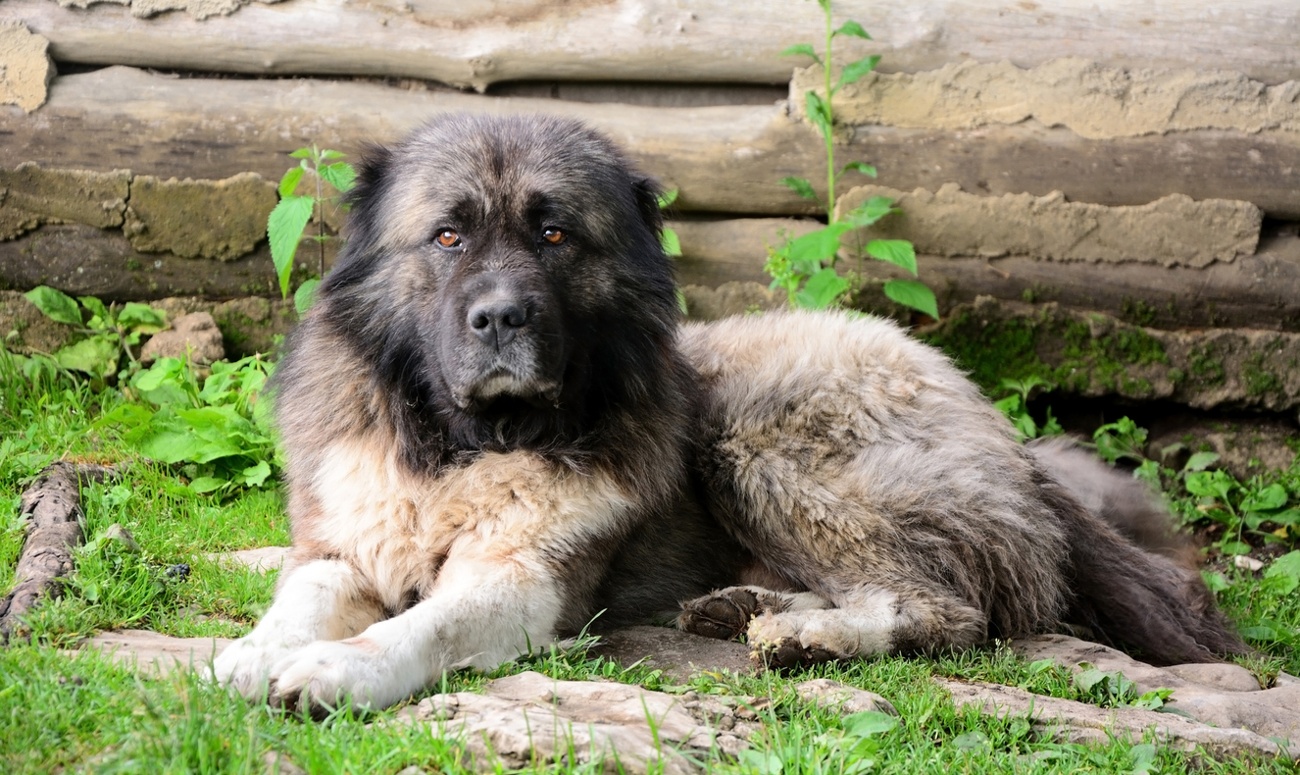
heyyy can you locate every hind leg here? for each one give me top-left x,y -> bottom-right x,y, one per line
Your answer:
678,585 -> 833,641
746,584 -> 987,670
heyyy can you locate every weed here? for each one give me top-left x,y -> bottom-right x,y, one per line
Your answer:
99,354 -> 278,495
267,145 -> 356,314
20,286 -> 167,382
992,376 -> 1062,441
768,0 -> 937,318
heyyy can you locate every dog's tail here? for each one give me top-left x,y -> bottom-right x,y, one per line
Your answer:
1028,437 -> 1249,665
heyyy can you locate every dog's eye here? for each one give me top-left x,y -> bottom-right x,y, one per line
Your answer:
434,228 -> 461,249
541,228 -> 566,246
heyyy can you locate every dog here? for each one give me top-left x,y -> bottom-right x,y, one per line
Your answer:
213,113 -> 1244,711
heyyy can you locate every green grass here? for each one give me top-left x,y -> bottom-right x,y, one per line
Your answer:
2,351 -> 1298,773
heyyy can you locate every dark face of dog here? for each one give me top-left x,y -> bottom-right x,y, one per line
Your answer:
316,114 -> 679,461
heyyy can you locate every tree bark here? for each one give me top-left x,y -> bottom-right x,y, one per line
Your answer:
6,68 -> 1300,218
0,462 -> 115,641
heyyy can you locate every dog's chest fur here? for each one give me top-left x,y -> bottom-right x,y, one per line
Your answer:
289,435 -> 633,612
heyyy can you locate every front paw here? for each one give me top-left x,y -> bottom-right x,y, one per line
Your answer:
269,638 -> 414,713
210,635 -> 302,699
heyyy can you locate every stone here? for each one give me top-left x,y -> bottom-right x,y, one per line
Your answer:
837,184 -> 1260,269
205,545 -> 290,573
124,172 -> 276,261
140,311 -> 226,365
938,678 -> 1285,760
795,678 -> 897,716
590,625 -> 753,683
78,629 -> 231,675
1012,634 -> 1300,751
0,22 -> 53,113
394,670 -> 760,774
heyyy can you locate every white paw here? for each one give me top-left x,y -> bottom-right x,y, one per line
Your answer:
268,638 -> 415,712
211,634 -> 304,700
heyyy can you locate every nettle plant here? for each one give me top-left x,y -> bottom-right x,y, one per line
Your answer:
267,146 -> 357,314
767,0 -> 937,318
21,286 -> 167,382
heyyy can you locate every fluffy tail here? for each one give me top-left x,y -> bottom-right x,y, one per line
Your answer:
1028,437 -> 1248,665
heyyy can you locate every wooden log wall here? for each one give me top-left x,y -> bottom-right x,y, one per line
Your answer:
2,0 -> 1300,410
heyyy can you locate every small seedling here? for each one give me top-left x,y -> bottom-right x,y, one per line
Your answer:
268,146 -> 356,314
768,0 -> 937,318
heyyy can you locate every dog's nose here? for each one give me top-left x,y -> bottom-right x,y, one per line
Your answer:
467,298 -> 528,348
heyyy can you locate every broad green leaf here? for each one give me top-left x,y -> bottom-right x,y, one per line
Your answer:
1183,451 -> 1220,473
656,188 -> 679,208
189,477 -> 228,494
24,286 -> 83,326
293,277 -> 321,315
838,55 -> 882,88
783,223 -> 850,266
866,239 -> 918,274
795,267 -> 849,310
779,43 -> 819,63
843,196 -> 897,228
278,166 -> 305,198
320,162 -> 356,193
268,195 -> 315,299
842,711 -> 898,738
883,279 -> 939,319
320,149 -> 346,161
117,302 -> 167,333
1241,483 -> 1288,513
660,227 -> 682,257
952,731 -> 989,751
833,20 -> 872,40
781,176 -> 819,201
839,161 -> 877,178
137,427 -> 210,464
78,296 -> 110,328
54,336 -> 119,378
239,460 -> 273,488
1264,550 -> 1300,583
289,147 -> 314,160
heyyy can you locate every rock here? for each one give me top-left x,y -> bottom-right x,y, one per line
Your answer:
394,670 -> 760,774
0,22 -> 53,113
590,625 -> 752,683
1012,634 -> 1300,751
140,311 -> 226,365
124,172 -> 277,262
78,629 -> 231,675
938,678 -> 1285,760
204,545 -> 290,573
795,678 -> 897,716
681,281 -> 784,322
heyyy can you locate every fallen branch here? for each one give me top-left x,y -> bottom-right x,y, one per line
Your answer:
0,461 -> 115,641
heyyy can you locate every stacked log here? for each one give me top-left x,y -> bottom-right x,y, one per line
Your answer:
2,0 -> 1299,409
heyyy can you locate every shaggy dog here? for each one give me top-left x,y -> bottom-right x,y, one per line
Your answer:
213,114 -> 1244,711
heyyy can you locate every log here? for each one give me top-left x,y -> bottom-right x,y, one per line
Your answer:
6,67 -> 1300,218
0,462 -> 115,640
9,0 -> 1299,88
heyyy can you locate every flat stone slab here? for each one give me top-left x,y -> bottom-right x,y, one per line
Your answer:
204,545 -> 290,573
590,625 -> 753,682
78,629 -> 230,675
1012,634 -> 1300,751
394,670 -> 761,775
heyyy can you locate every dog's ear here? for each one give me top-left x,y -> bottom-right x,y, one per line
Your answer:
321,143 -> 393,293
632,176 -> 665,237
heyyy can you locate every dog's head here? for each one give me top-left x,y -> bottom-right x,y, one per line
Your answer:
316,114 -> 679,454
